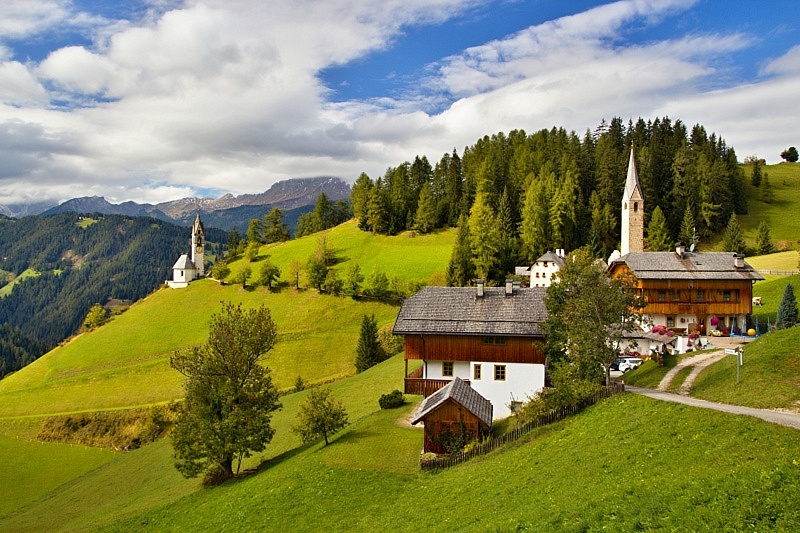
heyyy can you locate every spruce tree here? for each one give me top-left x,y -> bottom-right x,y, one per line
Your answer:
775,283 -> 798,330
750,158 -> 762,187
445,215 -> 474,286
646,206 -> 673,251
355,314 -> 380,373
755,220 -> 775,256
413,183 -> 436,234
761,173 -> 774,203
721,213 -> 746,254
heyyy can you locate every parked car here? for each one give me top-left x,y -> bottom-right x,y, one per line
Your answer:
619,357 -> 643,371
609,360 -> 621,371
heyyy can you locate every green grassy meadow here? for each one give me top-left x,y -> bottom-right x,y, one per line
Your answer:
0,268 -> 41,297
230,220 -> 456,286
98,393 -> 800,532
737,162 -> 800,250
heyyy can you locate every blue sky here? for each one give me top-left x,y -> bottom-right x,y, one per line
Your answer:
0,0 -> 798,206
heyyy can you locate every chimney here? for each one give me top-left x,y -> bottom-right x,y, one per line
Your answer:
505,280 -> 513,296
476,278 -> 484,298
734,253 -> 744,268
675,242 -> 685,259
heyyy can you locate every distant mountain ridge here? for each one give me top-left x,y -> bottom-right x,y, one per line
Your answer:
40,177 -> 351,229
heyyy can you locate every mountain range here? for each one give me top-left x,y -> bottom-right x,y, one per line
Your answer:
2,176 -> 351,231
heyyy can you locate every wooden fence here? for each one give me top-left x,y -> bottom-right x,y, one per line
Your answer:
757,270 -> 799,276
419,382 -> 625,471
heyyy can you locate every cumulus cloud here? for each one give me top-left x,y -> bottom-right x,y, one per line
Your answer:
0,0 -> 796,204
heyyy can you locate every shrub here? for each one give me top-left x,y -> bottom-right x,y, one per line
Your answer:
377,324 -> 404,359
378,389 -> 404,409
517,363 -> 602,424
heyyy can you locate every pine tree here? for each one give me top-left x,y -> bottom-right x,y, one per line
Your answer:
351,172 -> 373,227
721,213 -> 746,254
445,215 -> 474,287
775,283 -> 798,330
646,206 -> 673,251
355,314 -> 380,373
755,220 -> 775,256
262,208 -> 290,243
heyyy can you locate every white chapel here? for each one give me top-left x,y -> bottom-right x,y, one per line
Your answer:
168,214 -> 205,289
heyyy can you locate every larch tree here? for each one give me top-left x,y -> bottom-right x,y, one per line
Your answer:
468,192 -> 501,282
413,182 -> 437,234
170,302 -> 281,483
83,303 -> 107,330
646,206 -> 673,251
678,205 -> 696,248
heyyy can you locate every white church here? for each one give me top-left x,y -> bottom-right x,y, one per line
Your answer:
167,214 -> 205,289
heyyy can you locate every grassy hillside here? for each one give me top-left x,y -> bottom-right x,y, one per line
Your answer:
94,394 -> 800,532
751,273 -> 800,326
230,220 -> 456,287
737,162 -> 800,250
691,325 -> 800,410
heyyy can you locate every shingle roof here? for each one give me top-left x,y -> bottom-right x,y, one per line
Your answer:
392,286 -> 547,336
535,251 -> 565,268
410,377 -> 493,427
172,254 -> 197,270
610,252 -> 764,281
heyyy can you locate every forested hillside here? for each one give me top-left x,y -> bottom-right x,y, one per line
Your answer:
351,117 -> 747,284
0,213 -> 226,377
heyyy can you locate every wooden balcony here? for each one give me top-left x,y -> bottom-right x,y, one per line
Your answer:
404,371 -> 470,397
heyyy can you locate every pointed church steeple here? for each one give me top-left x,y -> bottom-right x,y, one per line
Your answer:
620,145 -> 644,255
191,213 -> 205,278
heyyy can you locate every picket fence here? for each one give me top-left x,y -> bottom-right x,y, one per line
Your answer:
419,382 -> 625,471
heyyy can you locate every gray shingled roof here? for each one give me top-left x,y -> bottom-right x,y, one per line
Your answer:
610,252 -> 764,281
393,286 -> 547,336
535,251 -> 565,268
172,254 -> 196,270
410,377 -> 493,427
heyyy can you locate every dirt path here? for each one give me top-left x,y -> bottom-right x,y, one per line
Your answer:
626,386 -> 800,430
656,349 -> 728,393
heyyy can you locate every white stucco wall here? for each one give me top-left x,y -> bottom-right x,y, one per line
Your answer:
423,359 -> 545,420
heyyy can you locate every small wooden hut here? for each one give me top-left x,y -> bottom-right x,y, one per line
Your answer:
411,377 -> 492,454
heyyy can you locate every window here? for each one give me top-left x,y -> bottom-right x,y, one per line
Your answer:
473,364 -> 482,380
494,365 -> 506,381
483,336 -> 506,345
543,261 -> 548,267
442,361 -> 453,377
667,316 -> 675,328
658,290 -> 666,302
697,290 -> 705,302
723,291 -> 731,302
535,272 -> 540,278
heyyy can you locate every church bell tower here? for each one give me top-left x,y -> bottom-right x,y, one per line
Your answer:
191,213 -> 205,278
621,145 -> 644,255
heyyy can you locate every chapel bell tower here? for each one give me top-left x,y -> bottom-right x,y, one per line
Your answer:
621,145 -> 644,255
191,213 -> 205,278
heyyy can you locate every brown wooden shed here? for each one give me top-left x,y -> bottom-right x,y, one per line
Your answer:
410,377 -> 492,454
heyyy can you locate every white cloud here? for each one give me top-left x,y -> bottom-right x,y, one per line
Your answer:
0,0 -> 796,204
0,1 -> 71,39
761,44 -> 800,76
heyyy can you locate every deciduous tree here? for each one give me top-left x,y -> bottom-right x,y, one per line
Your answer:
291,387 -> 348,446
543,247 -> 644,386
83,303 -> 107,330
258,259 -> 281,290
170,302 -> 281,483
780,146 -> 798,163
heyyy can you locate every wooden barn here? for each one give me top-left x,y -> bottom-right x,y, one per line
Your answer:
393,281 -> 547,419
410,377 -> 493,454
608,244 -> 764,335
